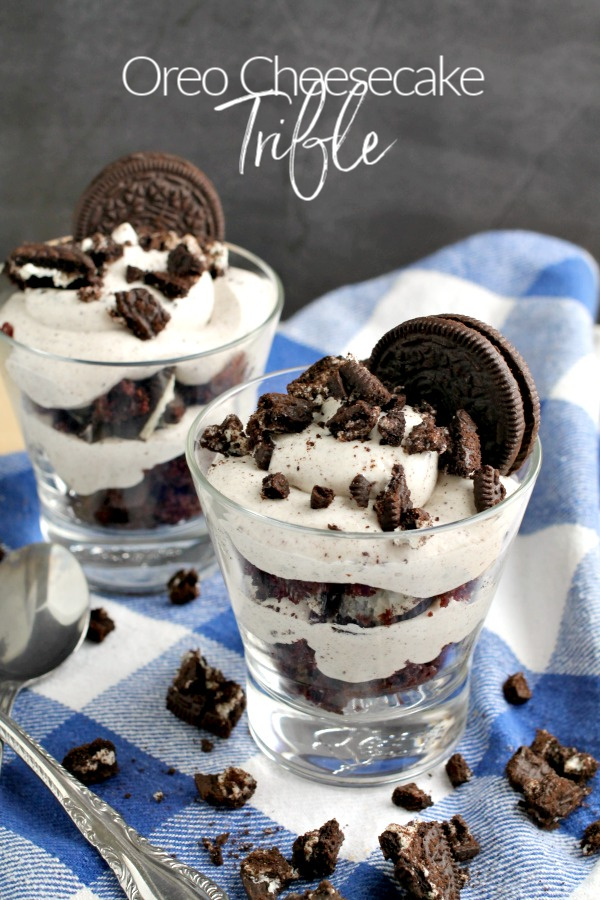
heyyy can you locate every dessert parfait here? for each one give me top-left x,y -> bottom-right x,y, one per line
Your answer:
187,314 -> 541,783
0,152 -> 283,592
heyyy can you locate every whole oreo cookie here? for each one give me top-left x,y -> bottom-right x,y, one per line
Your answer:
368,315 -> 539,474
73,152 -> 225,242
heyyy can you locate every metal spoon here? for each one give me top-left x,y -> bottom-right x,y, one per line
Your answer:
0,544 -> 229,900
0,542 -> 90,769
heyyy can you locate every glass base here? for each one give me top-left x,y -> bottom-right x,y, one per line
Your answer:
41,512 -> 217,595
246,667 -> 470,786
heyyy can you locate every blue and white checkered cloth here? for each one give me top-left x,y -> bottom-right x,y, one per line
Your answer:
1,230 -> 599,899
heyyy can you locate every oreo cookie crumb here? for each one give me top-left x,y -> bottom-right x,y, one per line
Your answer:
153,790 -> 165,803
530,729 -> 598,783
503,672 -> 532,705
253,440 -> 274,471
261,473 -> 290,500
521,772 -> 588,830
445,753 -> 473,787
167,568 -> 200,605
78,283 -> 103,302
473,465 -> 506,512
168,242 -> 205,278
81,232 -> 125,270
327,400 -> 380,442
126,265 -> 145,283
62,738 -> 118,785
339,358 -> 391,405
287,356 -> 346,403
111,288 -> 170,340
194,766 -> 257,809
379,820 -> 468,898
581,820 -> 600,856
391,782 -> 433,811
378,404 -> 406,446
143,268 -> 197,300
404,415 -> 448,455
201,832 -> 230,866
166,649 -> 246,738
6,241 -> 97,289
240,847 -> 298,899
349,473 -> 374,508
506,746 -> 554,792
86,607 -> 115,643
201,738 -> 214,753
443,409 -> 482,476
401,507 -> 432,530
311,485 -> 335,509
200,414 -> 249,457
287,882 -> 346,900
291,819 -> 344,878
442,815 -> 480,862
374,463 -> 412,531
327,523 -> 342,531
247,393 -> 313,444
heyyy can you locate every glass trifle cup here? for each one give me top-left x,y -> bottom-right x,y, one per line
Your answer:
186,363 -> 541,785
0,243 -> 283,594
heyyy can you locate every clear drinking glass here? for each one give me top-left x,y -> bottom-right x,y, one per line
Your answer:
186,367 -> 542,785
0,245 -> 283,594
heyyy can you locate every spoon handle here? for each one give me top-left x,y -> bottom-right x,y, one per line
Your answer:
0,682 -> 21,772
0,711 -> 229,900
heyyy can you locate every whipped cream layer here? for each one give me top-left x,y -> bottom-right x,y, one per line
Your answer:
1,224 -> 277,409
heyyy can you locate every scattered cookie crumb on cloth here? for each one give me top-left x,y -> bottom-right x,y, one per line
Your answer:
62,738 -> 118,785
85,607 -> 115,643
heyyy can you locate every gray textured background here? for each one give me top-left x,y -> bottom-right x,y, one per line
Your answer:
1,0 -> 598,317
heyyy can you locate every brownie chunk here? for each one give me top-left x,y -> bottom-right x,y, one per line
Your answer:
167,568 -> 200,605
291,819 -> 344,879
86,607 -> 116,643
445,753 -> 473,788
391,782 -> 433,811
62,738 -> 118,785
287,882 -> 346,900
442,815 -> 480,863
194,766 -> 257,809
240,847 -> 298,899
311,485 -> 335,509
502,671 -> 532,705
261,473 -> 290,500
166,649 -> 246,738
581,820 -> 600,856
521,771 -> 588,830
379,821 -> 467,899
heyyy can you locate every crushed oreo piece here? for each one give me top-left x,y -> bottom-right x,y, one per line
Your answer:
194,766 -> 257,809
401,507 -> 432,530
166,649 -> 246,738
502,671 -> 532,705
287,882 -> 346,900
530,729 -> 598,783
287,356 -> 346,403
311,485 -> 335,509
81,232 -> 125,270
253,439 -> 274,471
473,465 -> 506,512
327,523 -> 342,531
391,782 -> 433,811
199,414 -> 249,457
202,831 -> 230,866
62,738 -> 118,785
379,820 -> 467,899
86,607 -> 116,643
240,847 -> 298,900
349,473 -> 374,508
247,393 -> 314,446
126,264 -> 145,283
261,473 -> 290,500
168,242 -> 205,278
377,404 -> 406,446
374,464 -> 412,531
291,819 -> 345,879
442,409 -> 482,477
445,753 -> 473,787
339,358 -> 391,405
506,746 -> 554,793
201,738 -> 214,753
442,815 -> 480,862
111,288 -> 170,340
327,400 -> 380,442
521,771 -> 588,830
404,415 -> 449,455
6,241 -> 97,289
78,283 -> 103,302
581,820 -> 600,856
167,568 -> 200,605
143,268 -> 197,300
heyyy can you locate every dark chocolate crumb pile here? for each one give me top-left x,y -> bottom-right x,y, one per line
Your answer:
379,816 -> 480,899
167,568 -> 200,605
506,729 -> 598,829
391,782 -> 433,811
166,649 -> 246,738
502,671 -> 532,705
62,738 -> 118,785
86,607 -> 116,643
194,766 -> 257,809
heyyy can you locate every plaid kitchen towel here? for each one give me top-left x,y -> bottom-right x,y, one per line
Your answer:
1,229 -> 599,900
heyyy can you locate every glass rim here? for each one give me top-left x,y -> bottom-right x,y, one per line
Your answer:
0,242 -> 284,367
186,364 -> 543,542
